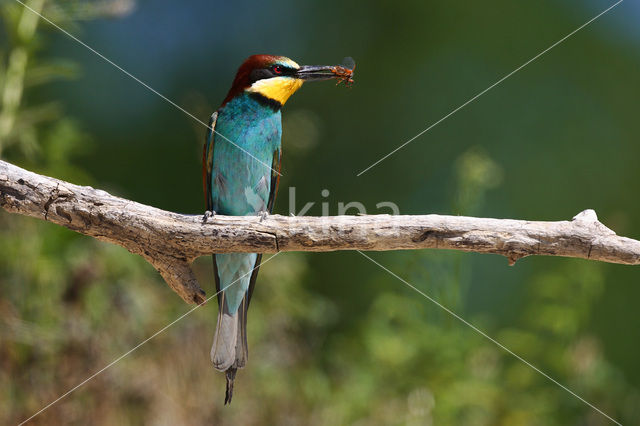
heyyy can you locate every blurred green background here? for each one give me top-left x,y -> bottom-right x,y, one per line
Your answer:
1,0 -> 639,424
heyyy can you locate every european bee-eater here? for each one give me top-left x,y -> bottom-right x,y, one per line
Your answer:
203,54 -> 353,404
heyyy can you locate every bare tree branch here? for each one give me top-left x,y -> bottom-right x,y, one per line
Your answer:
2,159 -> 639,304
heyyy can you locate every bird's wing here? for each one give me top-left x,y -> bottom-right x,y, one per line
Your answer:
246,147 -> 281,307
202,111 -> 218,213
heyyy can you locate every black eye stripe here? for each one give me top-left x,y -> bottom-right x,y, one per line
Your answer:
249,65 -> 296,83
271,64 -> 296,76
249,68 -> 273,83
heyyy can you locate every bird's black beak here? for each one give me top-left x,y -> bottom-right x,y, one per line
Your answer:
294,65 -> 338,81
295,58 -> 355,85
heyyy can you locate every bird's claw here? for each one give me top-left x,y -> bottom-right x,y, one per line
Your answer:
258,211 -> 269,222
203,210 -> 216,223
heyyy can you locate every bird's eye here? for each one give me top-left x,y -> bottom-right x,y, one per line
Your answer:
272,65 -> 283,75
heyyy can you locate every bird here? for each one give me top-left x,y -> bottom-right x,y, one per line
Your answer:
202,54 -> 353,404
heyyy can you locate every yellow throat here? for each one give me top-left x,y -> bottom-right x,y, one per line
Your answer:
247,76 -> 304,105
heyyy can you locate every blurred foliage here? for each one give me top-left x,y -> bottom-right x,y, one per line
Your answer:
2,0 -> 640,425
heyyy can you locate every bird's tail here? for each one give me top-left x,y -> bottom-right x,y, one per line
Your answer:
211,293 -> 249,404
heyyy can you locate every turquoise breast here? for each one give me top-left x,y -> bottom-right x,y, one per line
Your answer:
210,93 -> 281,216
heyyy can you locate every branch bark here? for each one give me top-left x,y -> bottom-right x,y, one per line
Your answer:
2,159 -> 639,304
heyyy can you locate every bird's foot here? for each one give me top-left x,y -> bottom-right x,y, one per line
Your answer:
202,210 -> 216,224
258,211 -> 269,222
